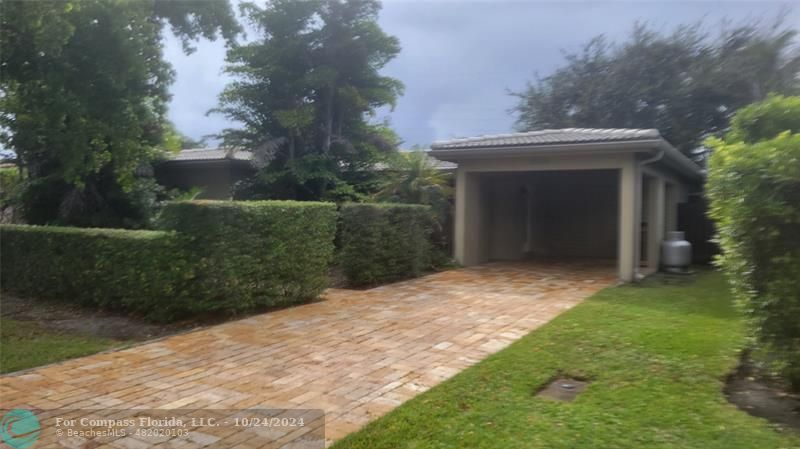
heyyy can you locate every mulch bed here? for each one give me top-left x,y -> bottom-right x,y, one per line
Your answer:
725,351 -> 800,432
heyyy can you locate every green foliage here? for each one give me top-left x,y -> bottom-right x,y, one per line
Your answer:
727,94 -> 800,143
0,167 -> 22,221
513,20 -> 800,154
374,151 -> 452,205
374,151 -> 454,261
0,0 -> 239,226
339,203 -> 433,286
17,170 -> 175,229
706,99 -> 800,389
0,224 -> 194,320
157,200 -> 338,313
214,0 -> 403,200
0,167 -> 20,193
0,200 -> 338,321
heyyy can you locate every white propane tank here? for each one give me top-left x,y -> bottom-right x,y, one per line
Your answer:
661,231 -> 692,273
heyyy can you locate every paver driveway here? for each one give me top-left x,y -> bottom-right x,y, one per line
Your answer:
0,261 -> 616,447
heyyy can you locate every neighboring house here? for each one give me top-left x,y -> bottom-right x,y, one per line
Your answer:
429,128 -> 703,282
154,148 -> 256,199
156,148 -> 455,200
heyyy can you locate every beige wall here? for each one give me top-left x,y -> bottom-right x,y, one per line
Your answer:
455,170 -> 486,265
617,156 -> 640,281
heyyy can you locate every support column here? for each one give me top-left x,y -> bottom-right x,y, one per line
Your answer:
454,169 -> 482,266
646,177 -> 666,272
454,168 -> 467,264
618,160 -> 641,282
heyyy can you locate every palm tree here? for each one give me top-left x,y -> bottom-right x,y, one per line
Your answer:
374,151 -> 452,205
374,150 -> 454,261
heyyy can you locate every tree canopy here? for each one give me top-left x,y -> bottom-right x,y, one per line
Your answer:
0,0 -> 239,226
512,19 -> 800,156
213,0 -> 403,201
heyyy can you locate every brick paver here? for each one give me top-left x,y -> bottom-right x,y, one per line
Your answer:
0,261 -> 616,447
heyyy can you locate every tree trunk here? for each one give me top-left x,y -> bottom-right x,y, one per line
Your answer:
336,101 -> 344,138
288,133 -> 296,162
288,132 -> 297,200
322,85 -> 334,154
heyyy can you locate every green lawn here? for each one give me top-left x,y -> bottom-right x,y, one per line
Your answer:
333,271 -> 800,449
0,318 -> 122,374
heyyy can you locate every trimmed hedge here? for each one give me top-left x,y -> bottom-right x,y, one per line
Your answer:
706,131 -> 800,389
339,203 -> 433,286
0,200 -> 338,321
157,200 -> 337,313
0,225 -> 194,319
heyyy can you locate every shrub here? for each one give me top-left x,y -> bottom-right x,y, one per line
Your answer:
157,200 -> 337,313
0,167 -> 21,222
1,200 -> 338,321
706,130 -> 800,389
726,94 -> 800,143
339,203 -> 433,286
0,225 -> 194,320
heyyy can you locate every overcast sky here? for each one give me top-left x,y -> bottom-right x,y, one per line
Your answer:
164,1 -> 797,149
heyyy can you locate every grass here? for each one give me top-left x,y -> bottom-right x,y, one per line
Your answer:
332,271 -> 800,449
0,318 -> 122,374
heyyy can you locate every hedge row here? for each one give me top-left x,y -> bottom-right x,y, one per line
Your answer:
0,200 -> 337,320
1,201 -> 440,319
0,225 -> 193,319
157,200 -> 337,314
339,203 -> 433,286
707,130 -> 800,389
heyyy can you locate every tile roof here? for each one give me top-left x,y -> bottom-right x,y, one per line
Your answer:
370,151 -> 457,171
428,157 -> 457,170
169,148 -> 253,162
431,128 -> 661,150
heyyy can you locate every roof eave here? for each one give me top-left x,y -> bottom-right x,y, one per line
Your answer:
429,139 -> 703,180
429,139 -> 662,160
656,140 -> 704,181
158,158 -> 255,167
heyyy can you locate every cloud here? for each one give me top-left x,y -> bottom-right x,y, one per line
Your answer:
164,32 -> 230,144
166,1 -> 797,147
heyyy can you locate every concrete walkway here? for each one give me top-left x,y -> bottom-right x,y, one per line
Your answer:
0,261 -> 615,448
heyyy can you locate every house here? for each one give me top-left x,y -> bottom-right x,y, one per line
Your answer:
156,148 -> 455,200
154,148 -> 256,199
428,128 -> 703,282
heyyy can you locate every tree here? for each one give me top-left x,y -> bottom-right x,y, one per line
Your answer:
374,151 -> 452,205
213,0 -> 403,201
0,0 -> 239,227
705,96 -> 800,389
374,150 -> 453,262
512,19 -> 800,155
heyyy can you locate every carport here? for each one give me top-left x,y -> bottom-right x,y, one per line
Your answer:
429,128 -> 704,282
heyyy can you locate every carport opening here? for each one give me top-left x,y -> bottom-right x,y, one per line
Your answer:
480,170 -> 618,264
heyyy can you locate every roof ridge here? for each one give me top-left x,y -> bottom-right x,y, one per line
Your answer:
430,128 -> 663,150
170,148 -> 253,162
432,128 -> 660,147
